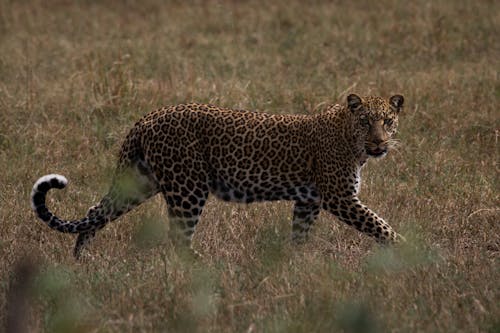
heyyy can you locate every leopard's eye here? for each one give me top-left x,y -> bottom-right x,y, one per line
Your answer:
384,118 -> 393,126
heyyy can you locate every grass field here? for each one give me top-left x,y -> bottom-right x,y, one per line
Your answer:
0,0 -> 498,332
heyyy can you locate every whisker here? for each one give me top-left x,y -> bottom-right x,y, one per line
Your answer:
387,139 -> 401,149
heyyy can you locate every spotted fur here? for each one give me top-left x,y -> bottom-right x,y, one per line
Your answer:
31,93 -> 405,258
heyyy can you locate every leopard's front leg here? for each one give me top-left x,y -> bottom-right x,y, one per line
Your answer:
322,195 -> 404,244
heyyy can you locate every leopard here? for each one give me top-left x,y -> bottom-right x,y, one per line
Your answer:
30,93 -> 405,259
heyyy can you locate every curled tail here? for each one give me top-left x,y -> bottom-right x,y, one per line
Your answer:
30,124 -> 160,258
31,170 -> 158,258
31,174 -> 114,235
31,165 -> 158,258
30,173 -> 125,259
30,174 -> 92,233
32,171 -> 158,256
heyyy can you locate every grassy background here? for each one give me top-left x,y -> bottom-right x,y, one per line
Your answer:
0,0 -> 498,332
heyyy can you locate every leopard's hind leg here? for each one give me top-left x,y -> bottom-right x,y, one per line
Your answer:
74,230 -> 95,259
72,154 -> 160,259
31,122 -> 162,259
291,201 -> 321,243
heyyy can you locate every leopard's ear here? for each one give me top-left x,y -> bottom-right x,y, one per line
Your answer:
389,95 -> 404,112
347,94 -> 363,113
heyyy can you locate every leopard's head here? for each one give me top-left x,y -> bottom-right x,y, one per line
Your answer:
347,94 -> 404,158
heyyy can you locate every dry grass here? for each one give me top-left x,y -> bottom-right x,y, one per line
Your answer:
0,0 -> 499,332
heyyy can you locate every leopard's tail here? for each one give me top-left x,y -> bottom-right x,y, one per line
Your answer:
30,124 -> 161,258
31,167 -> 159,258
31,166 -> 159,233
30,174 -> 98,234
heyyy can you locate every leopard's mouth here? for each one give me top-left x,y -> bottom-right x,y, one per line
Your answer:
366,147 -> 387,157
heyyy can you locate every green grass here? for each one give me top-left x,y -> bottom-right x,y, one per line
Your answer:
1,0 -> 499,332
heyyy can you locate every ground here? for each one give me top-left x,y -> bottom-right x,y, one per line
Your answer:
0,1 -> 498,332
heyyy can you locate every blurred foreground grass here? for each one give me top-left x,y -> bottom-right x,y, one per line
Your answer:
0,0 -> 498,332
